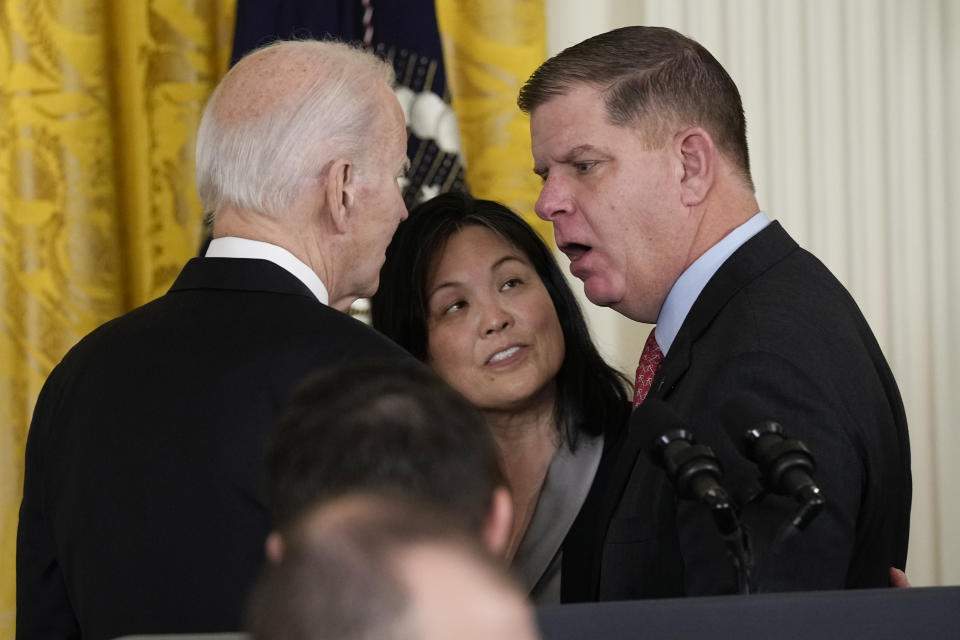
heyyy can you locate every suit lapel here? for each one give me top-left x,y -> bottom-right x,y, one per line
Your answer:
656,222 -> 799,398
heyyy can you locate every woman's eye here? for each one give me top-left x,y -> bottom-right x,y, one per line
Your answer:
501,278 -> 522,291
444,300 -> 466,314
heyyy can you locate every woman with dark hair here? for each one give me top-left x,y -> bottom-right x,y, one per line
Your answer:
371,191 -> 630,603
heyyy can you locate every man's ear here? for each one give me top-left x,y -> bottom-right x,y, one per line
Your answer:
483,486 -> 514,557
265,531 -> 285,564
676,127 -> 715,206
323,158 -> 355,233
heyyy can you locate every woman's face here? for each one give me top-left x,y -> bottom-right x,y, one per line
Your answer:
425,225 -> 566,414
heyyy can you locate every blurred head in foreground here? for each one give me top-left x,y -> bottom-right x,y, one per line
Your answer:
264,359 -> 513,558
247,493 -> 540,640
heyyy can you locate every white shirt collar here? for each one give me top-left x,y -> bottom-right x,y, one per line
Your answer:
204,237 -> 329,305
655,211 -> 770,355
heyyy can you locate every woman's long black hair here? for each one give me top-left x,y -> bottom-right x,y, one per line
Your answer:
371,191 -> 629,448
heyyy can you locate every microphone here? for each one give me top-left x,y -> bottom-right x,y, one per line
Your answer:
631,399 -> 729,508
631,399 -> 755,593
719,393 -> 825,531
653,428 -> 741,537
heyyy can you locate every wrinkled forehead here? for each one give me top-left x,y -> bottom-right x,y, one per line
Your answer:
530,83 -> 673,160
530,81 -> 606,121
529,85 -> 617,158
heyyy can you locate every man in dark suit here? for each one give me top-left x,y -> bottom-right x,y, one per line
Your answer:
518,26 -> 910,600
17,40 -> 411,639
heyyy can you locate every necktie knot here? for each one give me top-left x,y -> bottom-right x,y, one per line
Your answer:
633,328 -> 663,408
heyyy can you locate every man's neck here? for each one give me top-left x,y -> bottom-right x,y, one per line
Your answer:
685,187 -> 761,273
213,205 -> 337,296
655,209 -> 770,355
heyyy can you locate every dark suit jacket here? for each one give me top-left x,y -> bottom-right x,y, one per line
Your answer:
17,258 -> 410,640
562,222 -> 911,601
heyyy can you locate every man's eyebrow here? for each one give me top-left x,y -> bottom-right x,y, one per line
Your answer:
560,144 -> 603,161
533,144 -> 606,176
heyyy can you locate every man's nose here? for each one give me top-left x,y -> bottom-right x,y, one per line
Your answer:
534,177 -> 571,221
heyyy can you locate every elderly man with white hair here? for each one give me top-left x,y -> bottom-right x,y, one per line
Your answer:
16,40 -> 411,640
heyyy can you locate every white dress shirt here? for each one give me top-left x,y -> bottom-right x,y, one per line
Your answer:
204,237 -> 329,305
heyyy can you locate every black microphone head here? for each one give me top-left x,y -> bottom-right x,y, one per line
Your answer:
718,392 -> 786,460
631,399 -> 729,506
719,391 -> 822,510
629,397 -> 688,452
630,398 -> 706,472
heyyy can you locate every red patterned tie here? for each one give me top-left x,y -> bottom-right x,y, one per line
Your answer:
633,328 -> 664,408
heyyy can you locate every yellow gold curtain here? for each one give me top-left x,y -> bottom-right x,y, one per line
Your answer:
0,1 -> 235,636
434,0 -> 548,238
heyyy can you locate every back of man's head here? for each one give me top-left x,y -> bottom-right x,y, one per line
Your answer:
264,360 -> 507,543
518,25 -> 753,190
247,493 -> 539,640
196,39 -> 395,218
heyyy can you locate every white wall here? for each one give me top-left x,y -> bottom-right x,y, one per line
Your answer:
544,0 -> 959,587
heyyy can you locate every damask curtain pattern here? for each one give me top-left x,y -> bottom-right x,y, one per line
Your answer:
434,0 -> 547,236
0,1 -> 235,635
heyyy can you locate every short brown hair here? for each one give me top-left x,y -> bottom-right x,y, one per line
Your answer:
265,360 -> 505,532
518,26 -> 753,189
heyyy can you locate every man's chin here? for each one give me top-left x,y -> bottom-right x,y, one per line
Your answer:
359,275 -> 379,300
582,281 -> 619,309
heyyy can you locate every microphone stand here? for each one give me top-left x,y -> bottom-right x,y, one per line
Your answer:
655,429 -> 756,594
742,420 -> 826,543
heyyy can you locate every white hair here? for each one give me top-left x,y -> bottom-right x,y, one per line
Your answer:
196,40 -> 396,218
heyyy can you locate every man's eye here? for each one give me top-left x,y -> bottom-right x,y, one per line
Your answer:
574,161 -> 595,173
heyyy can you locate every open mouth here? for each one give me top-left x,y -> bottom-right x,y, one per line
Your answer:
486,346 -> 521,365
560,242 -> 591,262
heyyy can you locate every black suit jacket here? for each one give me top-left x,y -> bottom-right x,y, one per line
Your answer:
17,258 -> 410,640
562,222 -> 911,601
